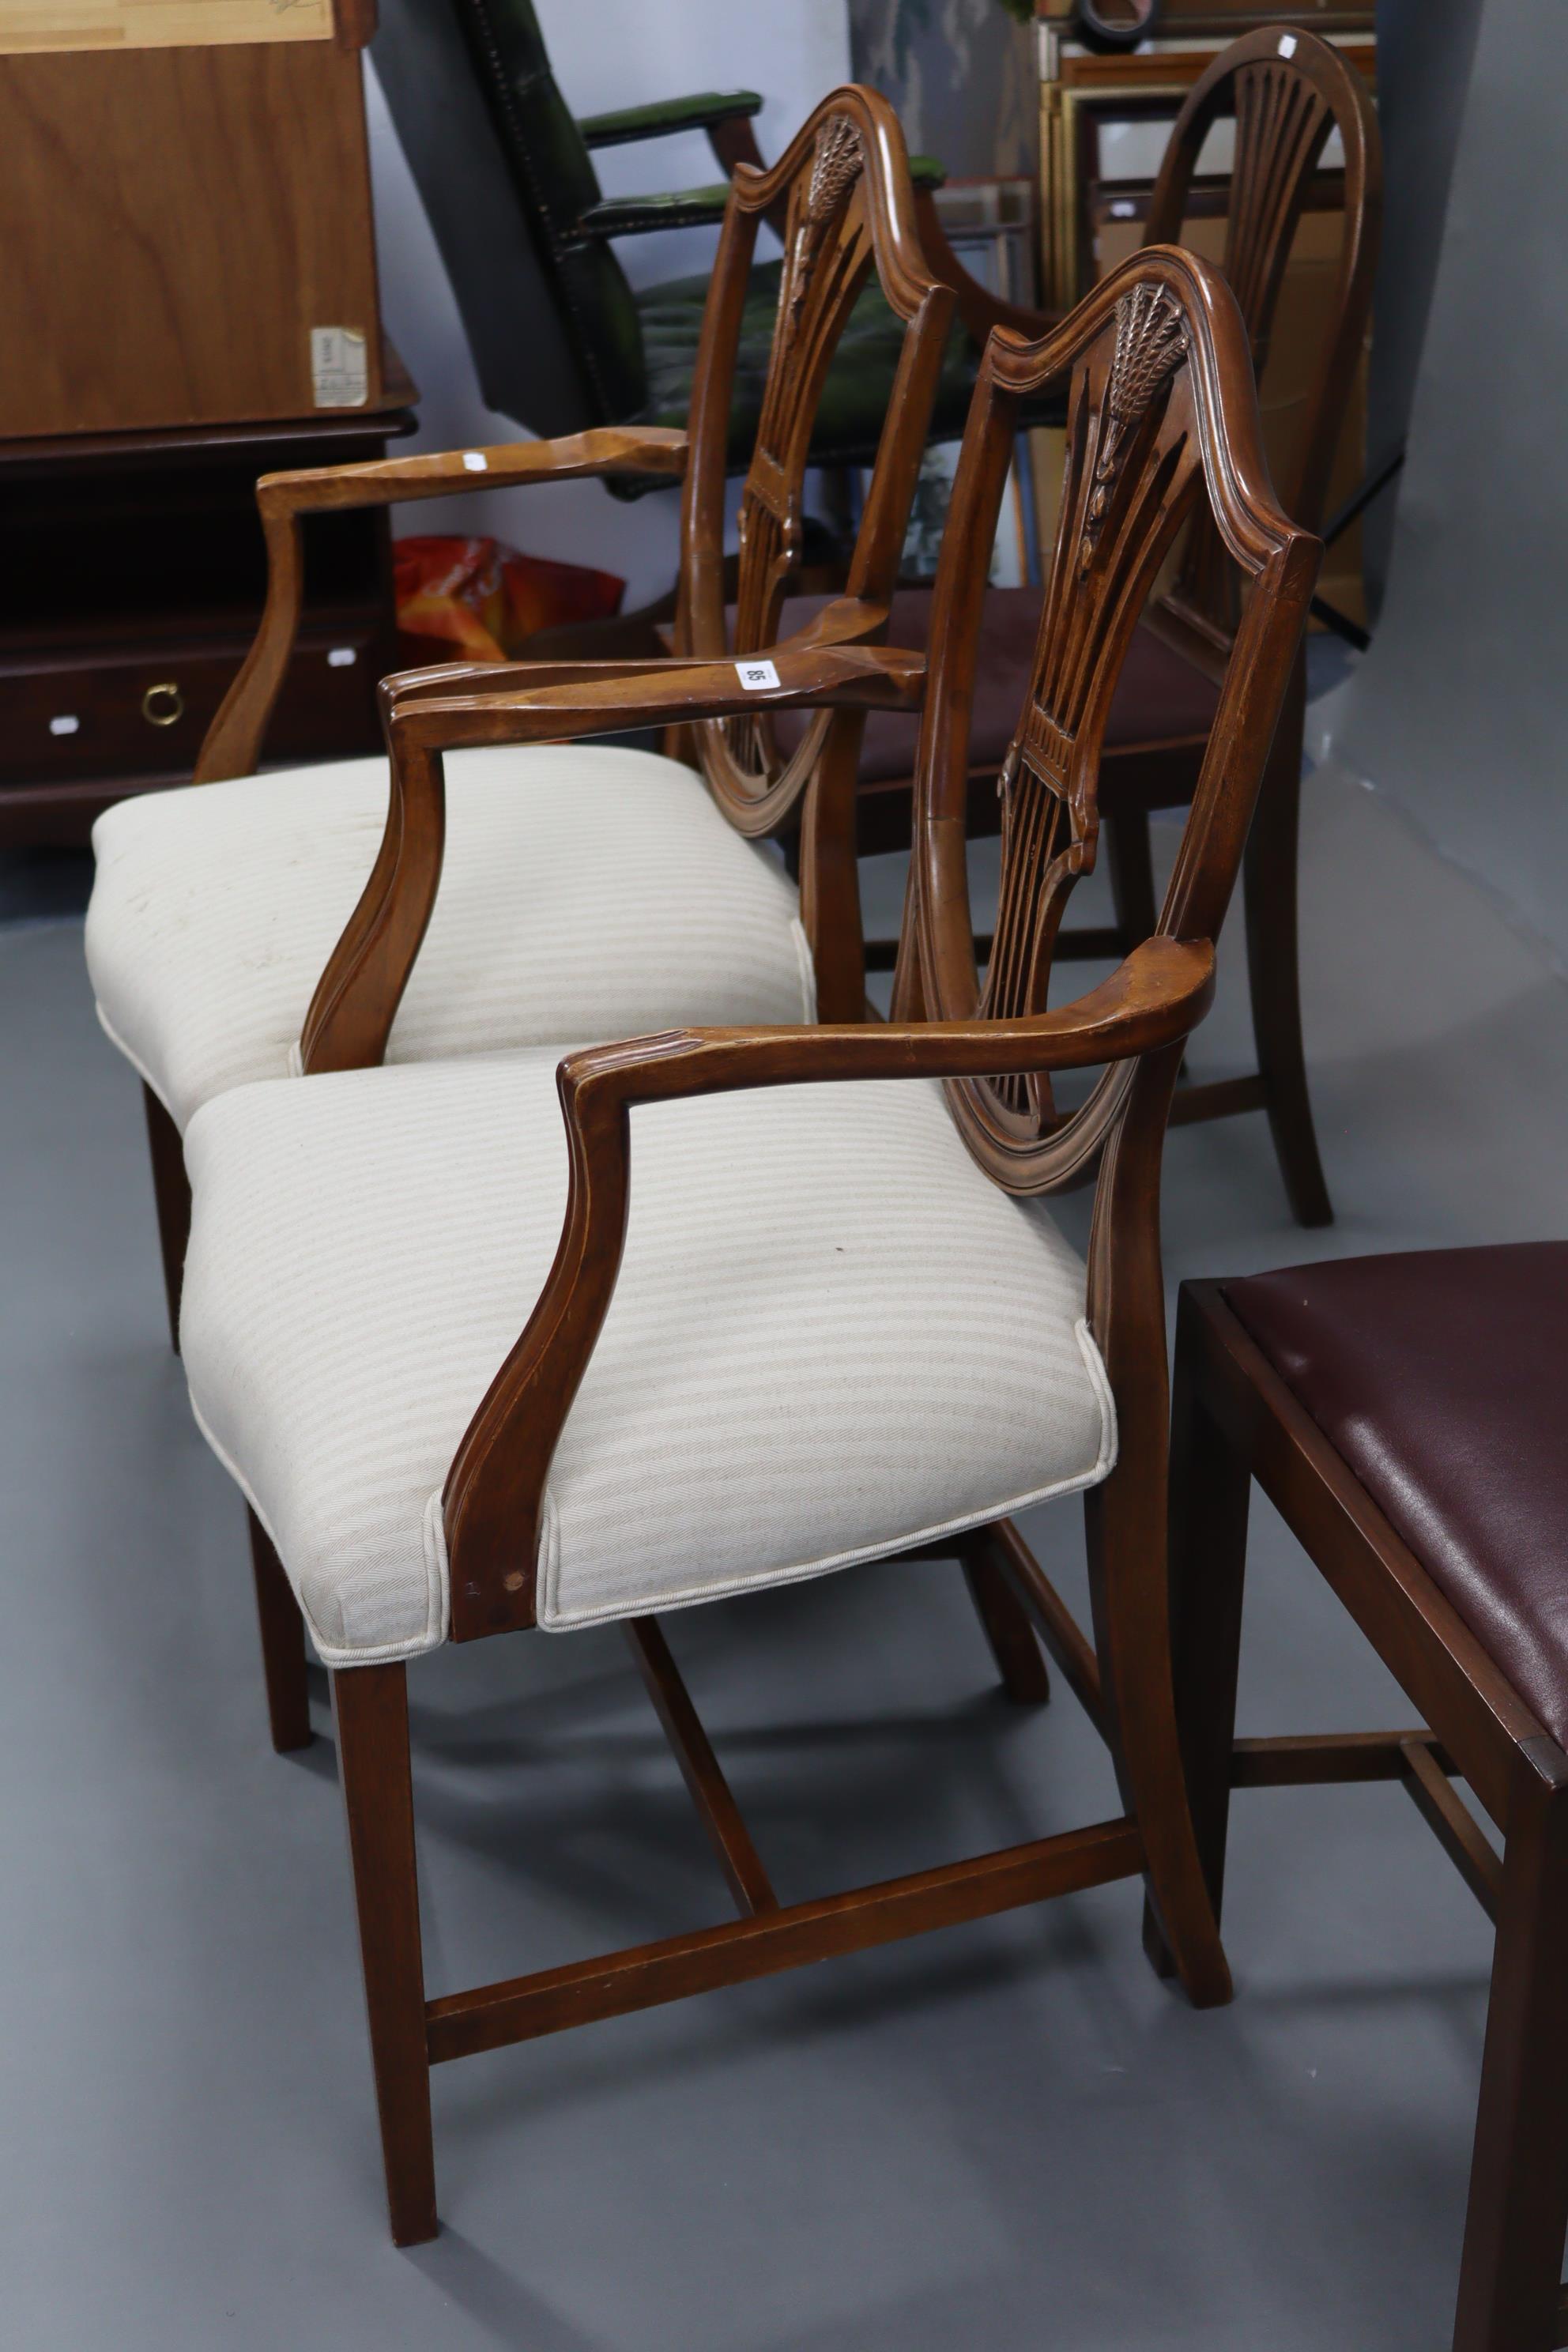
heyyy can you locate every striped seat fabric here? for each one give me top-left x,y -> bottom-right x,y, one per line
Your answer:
179,1050 -> 1116,1664
86,746 -> 814,1133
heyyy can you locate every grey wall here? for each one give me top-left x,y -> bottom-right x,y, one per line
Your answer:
1363,0 -> 1487,597
1329,0 -> 1568,969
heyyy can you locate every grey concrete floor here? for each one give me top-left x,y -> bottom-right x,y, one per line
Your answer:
2,733 -> 1565,2350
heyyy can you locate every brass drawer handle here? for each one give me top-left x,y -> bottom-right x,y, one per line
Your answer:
141,681 -> 184,729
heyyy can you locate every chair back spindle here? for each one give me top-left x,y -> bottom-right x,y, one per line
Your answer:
1140,28 -> 1380,650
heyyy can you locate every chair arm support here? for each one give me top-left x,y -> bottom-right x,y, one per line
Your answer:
440,937 -> 1215,1641
251,427 -> 688,523
578,91 -> 762,150
559,938 -> 1215,1114
194,428 -> 689,786
381,637 -> 924,759
382,592 -> 898,710
296,639 -> 925,1081
579,187 -> 732,238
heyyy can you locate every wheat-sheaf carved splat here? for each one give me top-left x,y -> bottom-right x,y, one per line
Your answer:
978,286 -> 1199,1130
716,115 -> 870,789
1079,283 -> 1189,574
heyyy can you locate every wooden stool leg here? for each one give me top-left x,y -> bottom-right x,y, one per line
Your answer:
141,1082 -> 191,1353
248,1510 -> 312,1753
959,1529 -> 1052,1705
1451,1747 -> 1568,2352
1142,1290 -> 1253,1977
1242,671 -> 1332,1228
1103,805 -> 1159,951
333,1662 -> 437,2247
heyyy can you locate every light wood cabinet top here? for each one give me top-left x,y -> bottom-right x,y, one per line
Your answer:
0,0 -> 335,55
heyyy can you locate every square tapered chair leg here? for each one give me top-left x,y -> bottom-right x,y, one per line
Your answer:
334,1663 -> 437,2248
249,1510 -> 312,1754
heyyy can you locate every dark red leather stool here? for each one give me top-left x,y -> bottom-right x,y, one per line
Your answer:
1165,1244 -> 1568,2352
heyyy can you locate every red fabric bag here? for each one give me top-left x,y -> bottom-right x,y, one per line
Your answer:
394,536 -> 624,666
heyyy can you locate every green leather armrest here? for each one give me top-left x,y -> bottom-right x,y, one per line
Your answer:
578,91 -> 763,151
579,186 -> 732,238
580,157 -> 944,243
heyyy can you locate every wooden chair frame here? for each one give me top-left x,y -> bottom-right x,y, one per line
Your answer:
1161,1280 -> 1568,2352
1107,27 -> 1381,1227
138,84 -> 958,1338
232,242 -> 1318,2245
865,28 -> 1381,1228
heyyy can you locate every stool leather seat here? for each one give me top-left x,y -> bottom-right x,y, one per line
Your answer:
1224,1244 -> 1568,1747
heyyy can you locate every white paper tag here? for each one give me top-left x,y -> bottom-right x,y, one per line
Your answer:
311,326 -> 368,409
735,659 -> 780,691
1278,32 -> 1298,58
463,451 -> 488,472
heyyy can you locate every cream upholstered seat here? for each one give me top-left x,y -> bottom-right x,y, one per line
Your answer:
179,1048 -> 1114,1664
86,745 -> 814,1134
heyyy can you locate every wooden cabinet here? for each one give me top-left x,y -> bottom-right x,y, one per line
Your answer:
0,34 -> 385,439
0,4 -> 415,841
0,404 -> 415,845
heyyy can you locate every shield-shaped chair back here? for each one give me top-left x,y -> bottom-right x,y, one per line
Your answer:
903,245 -> 1321,1195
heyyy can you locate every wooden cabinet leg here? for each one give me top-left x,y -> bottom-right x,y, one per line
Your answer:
333,1662 -> 437,2246
248,1510 -> 312,1753
960,1529 -> 1052,1705
1451,1747 -> 1568,2352
141,1082 -> 190,1354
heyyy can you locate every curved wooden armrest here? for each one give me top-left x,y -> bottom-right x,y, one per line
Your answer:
559,936 -> 1213,1111
253,427 -> 688,523
381,639 -> 924,759
380,594 -> 898,711
298,640 -> 927,1080
441,936 -> 1215,1640
194,428 -> 689,786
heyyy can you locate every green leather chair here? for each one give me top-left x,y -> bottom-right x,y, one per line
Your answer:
372,0 -> 986,490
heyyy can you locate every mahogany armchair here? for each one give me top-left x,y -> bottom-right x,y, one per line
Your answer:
171,243 -> 1319,2244
805,27 -> 1381,1227
85,87 -> 956,1344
